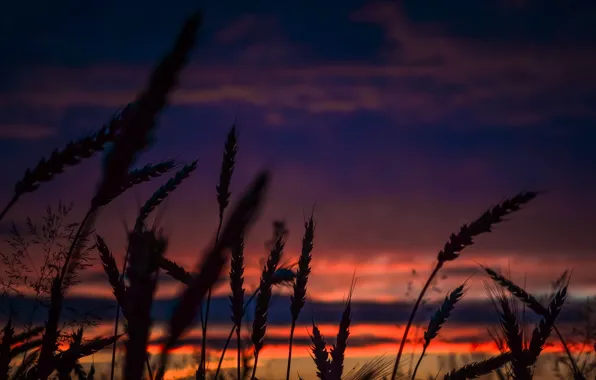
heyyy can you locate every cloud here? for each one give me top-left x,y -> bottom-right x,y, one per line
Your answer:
4,0 -> 596,129
0,124 -> 57,139
215,15 -> 263,44
2,1 -> 596,132
4,293 -> 589,326
3,53 -> 594,129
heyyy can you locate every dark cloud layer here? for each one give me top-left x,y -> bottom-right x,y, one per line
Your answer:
2,293 -> 589,326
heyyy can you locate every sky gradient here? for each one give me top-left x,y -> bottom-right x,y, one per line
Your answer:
1,0 -> 596,378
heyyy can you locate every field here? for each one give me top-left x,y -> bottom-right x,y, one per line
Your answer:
1,9 -> 595,380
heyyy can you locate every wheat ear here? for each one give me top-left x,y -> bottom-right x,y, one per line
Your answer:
285,213 -> 315,380
156,171 -> 269,379
124,226 -> 168,380
329,276 -> 356,380
214,267 -> 296,379
310,318 -> 330,380
412,283 -> 466,380
250,221 -> 288,380
0,109 -> 125,223
443,352 -> 513,380
107,160 -> 197,380
199,125 -> 238,378
391,192 -> 538,380
483,266 -> 581,375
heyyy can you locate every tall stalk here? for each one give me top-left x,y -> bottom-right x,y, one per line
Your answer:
214,289 -> 258,379
285,215 -> 314,380
199,125 -> 237,377
390,191 -> 538,380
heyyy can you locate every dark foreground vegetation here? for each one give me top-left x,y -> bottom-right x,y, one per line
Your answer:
0,9 -> 594,380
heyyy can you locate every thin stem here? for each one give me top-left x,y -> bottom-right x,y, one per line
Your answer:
199,218 -> 224,374
0,194 -> 19,223
285,320 -> 297,380
250,353 -> 259,380
146,356 -> 154,380
410,345 -> 427,380
215,322 -> 235,379
199,287 -> 212,374
58,208 -> 95,287
110,243 -> 131,380
213,289 -> 258,379
109,231 -> 153,380
407,322 -> 421,378
391,262 -> 442,380
553,324 -> 580,375
236,327 -> 241,380
109,305 -> 120,380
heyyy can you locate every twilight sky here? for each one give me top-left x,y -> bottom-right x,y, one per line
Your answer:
1,0 -> 596,378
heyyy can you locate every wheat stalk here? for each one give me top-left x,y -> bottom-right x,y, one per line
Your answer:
95,11 -> 201,204
10,350 -> 38,380
95,235 -> 129,317
443,352 -> 513,379
159,256 -> 194,285
310,319 -> 330,380
156,171 -> 269,379
0,320 -> 13,378
0,109 -> 126,222
344,356 -> 393,380
527,285 -> 568,367
329,276 -> 356,380
8,339 -> 43,358
487,283 -> 529,379
108,160 -> 198,380
391,191 -> 538,380
216,125 -> 238,223
139,161 -> 198,226
124,226 -> 168,380
412,283 -> 466,380
229,233 -> 245,380
30,15 -> 202,378
12,327 -> 44,345
214,266 -> 296,379
52,330 -> 122,379
250,221 -> 288,380
483,266 -> 581,376
92,161 -> 176,208
62,8 -> 201,299
286,214 -> 315,380
199,125 -> 238,378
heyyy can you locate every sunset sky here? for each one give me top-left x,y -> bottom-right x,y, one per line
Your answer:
1,0 -> 596,378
